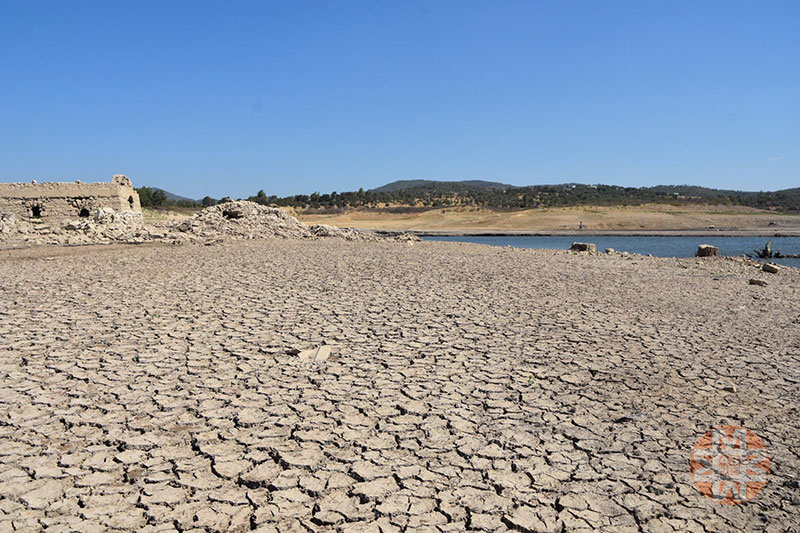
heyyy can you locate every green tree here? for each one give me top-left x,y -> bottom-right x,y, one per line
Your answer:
248,189 -> 269,205
136,187 -> 168,207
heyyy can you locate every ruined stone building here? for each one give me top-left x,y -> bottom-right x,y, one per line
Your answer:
0,174 -> 141,221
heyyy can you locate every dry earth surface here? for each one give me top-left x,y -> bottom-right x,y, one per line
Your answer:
296,204 -> 800,235
1,239 -> 799,532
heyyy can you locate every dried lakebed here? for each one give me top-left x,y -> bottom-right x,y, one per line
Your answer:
0,239 -> 798,532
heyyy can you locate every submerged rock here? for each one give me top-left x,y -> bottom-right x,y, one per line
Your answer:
570,242 -> 596,253
696,244 -> 719,257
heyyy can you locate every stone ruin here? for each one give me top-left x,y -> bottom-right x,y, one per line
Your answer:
0,175 -> 417,248
0,174 -> 141,222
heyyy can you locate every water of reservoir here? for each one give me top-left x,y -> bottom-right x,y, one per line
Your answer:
423,235 -> 800,268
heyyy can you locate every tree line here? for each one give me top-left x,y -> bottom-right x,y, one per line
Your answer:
248,184 -> 800,212
137,184 -> 800,212
136,187 -> 224,209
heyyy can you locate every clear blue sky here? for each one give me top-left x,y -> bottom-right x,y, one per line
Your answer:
1,1 -> 797,199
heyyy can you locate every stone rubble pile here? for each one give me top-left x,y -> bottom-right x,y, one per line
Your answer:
1,210 -> 152,247
0,200 -> 416,248
170,201 -> 313,240
309,223 -> 384,241
161,201 -> 401,243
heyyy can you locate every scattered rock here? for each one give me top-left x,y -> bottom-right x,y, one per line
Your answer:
570,242 -> 596,253
604,248 -> 615,254
315,345 -> 331,362
296,345 -> 331,362
309,224 -> 370,241
696,244 -> 719,257
1,200 -> 417,248
749,279 -> 768,287
762,263 -> 780,274
93,207 -> 116,223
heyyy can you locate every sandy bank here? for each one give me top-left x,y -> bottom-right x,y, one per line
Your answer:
412,229 -> 800,237
296,203 -> 800,236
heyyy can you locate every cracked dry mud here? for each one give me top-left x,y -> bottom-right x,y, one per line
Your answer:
1,240 -> 799,532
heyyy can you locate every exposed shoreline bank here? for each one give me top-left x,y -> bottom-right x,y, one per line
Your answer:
296,204 -> 800,237
410,229 -> 800,237
418,232 -> 800,267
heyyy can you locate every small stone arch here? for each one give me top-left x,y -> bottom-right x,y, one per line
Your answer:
79,207 -> 91,218
31,205 -> 42,218
128,196 -> 134,209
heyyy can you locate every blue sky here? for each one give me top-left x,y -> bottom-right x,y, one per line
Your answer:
1,1 -> 797,199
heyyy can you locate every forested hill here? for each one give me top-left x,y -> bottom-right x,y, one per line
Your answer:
137,181 -> 800,212
371,179 -> 511,193
258,182 -> 800,212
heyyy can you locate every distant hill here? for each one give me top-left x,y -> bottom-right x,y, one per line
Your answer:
371,179 -> 511,193
149,187 -> 198,204
642,185 -> 800,210
254,181 -> 800,212
646,185 -> 749,198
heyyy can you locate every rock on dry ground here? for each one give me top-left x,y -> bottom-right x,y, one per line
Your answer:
0,240 -> 798,532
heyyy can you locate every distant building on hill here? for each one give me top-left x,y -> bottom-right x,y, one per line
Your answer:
0,174 -> 141,221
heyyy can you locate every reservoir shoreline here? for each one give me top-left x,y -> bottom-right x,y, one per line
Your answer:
409,229 -> 800,237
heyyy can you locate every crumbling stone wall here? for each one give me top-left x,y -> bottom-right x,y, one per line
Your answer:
0,174 -> 141,221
